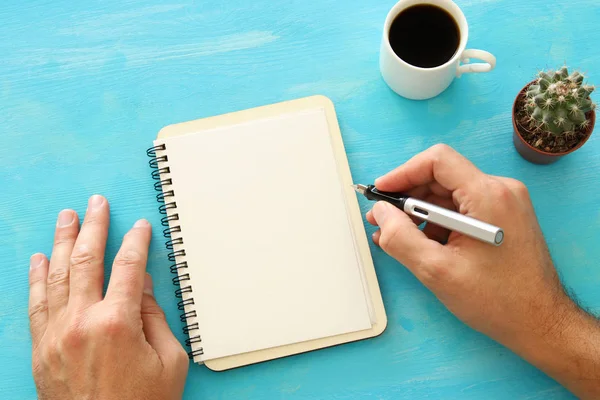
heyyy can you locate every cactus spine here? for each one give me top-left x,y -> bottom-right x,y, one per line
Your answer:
524,67 -> 596,135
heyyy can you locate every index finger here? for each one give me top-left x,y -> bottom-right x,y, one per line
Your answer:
375,144 -> 484,194
105,219 -> 152,306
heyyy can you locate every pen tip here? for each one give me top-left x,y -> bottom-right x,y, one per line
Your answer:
352,184 -> 368,195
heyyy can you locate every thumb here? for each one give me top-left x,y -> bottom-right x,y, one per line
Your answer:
372,201 -> 451,282
141,273 -> 188,365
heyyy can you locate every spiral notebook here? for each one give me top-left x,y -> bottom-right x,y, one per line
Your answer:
147,95 -> 386,371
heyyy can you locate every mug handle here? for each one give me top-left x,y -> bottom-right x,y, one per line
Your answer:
456,49 -> 496,77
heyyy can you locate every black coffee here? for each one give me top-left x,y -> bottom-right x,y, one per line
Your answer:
388,4 -> 460,68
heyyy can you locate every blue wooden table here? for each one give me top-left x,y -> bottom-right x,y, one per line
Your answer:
2,0 -> 599,398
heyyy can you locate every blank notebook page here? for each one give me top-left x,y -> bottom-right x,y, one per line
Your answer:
159,107 -> 372,361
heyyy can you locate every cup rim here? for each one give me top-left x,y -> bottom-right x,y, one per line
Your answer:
383,0 -> 469,71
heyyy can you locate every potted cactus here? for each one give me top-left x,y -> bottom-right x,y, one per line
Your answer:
512,66 -> 596,164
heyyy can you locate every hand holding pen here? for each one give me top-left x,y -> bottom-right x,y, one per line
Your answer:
354,145 -> 589,395
353,183 -> 504,246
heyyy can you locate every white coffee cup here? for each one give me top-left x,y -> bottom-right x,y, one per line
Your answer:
379,0 -> 496,100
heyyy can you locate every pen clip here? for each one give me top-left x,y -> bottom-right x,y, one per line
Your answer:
368,186 -> 407,201
366,186 -> 408,209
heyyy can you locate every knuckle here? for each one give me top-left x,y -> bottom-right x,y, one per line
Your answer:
378,224 -> 403,253
491,180 -> 513,200
47,267 -> 69,289
452,187 -> 467,203
98,312 -> 131,337
418,256 -> 453,285
54,234 -> 75,247
516,182 -> 529,195
41,338 -> 60,362
82,212 -> 102,227
28,300 -> 49,321
115,249 -> 144,267
507,179 -> 530,198
452,187 -> 476,214
29,268 -> 46,285
62,320 -> 87,348
142,303 -> 166,320
54,227 -> 77,247
430,143 -> 454,156
69,246 -> 97,270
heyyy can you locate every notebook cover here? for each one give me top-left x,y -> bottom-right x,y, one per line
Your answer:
156,95 -> 387,371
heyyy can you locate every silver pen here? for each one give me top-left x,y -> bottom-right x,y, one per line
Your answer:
352,184 -> 504,246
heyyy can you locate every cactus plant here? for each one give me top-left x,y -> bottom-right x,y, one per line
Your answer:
523,66 -> 596,135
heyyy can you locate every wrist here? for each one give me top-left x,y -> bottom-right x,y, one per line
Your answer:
507,293 -> 600,398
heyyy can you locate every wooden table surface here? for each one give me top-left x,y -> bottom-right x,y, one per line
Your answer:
2,0 -> 599,398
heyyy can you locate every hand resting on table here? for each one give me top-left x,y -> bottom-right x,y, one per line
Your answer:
28,196 -> 188,400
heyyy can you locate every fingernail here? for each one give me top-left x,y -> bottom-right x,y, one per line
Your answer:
144,273 -> 154,296
29,253 -> 44,270
57,209 -> 74,227
134,219 -> 149,228
374,177 -> 382,185
372,231 -> 381,245
89,195 -> 104,210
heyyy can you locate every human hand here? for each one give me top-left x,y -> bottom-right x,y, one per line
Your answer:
366,144 -> 564,343
28,195 -> 188,400
366,145 -> 600,398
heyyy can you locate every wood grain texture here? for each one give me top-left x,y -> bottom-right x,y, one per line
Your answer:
0,0 -> 598,398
